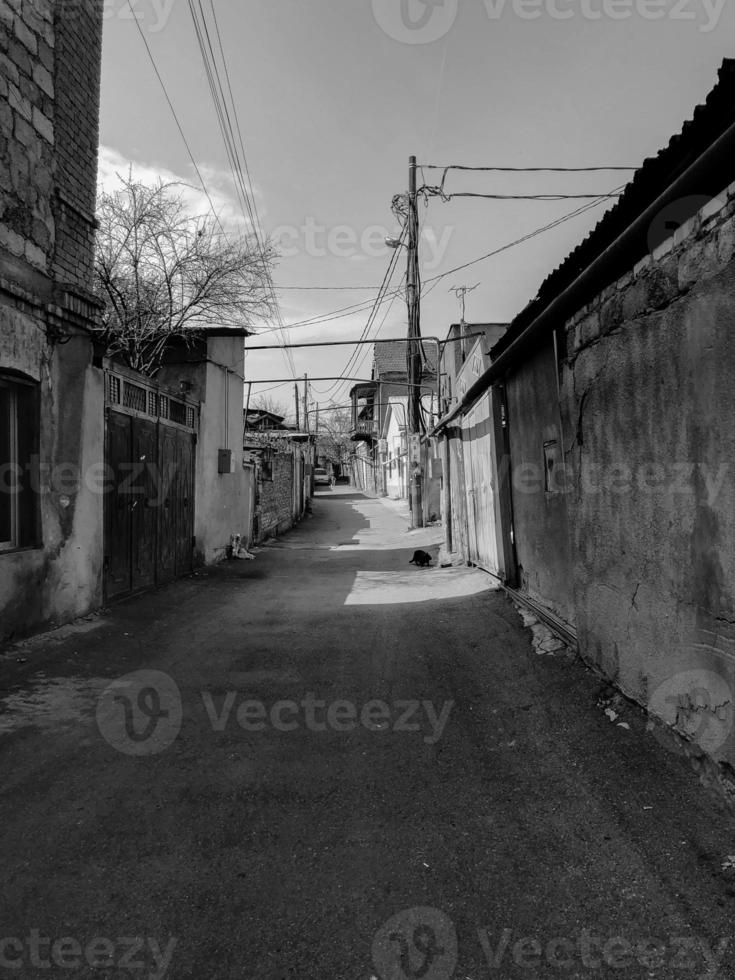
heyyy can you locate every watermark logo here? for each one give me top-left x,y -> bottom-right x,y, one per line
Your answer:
96,670 -> 182,756
372,907 -> 458,980
649,669 -> 733,754
371,0 -> 726,39
647,194 -> 725,253
270,219 -> 453,268
371,0 -> 459,44
97,680 -> 453,754
0,930 -> 177,979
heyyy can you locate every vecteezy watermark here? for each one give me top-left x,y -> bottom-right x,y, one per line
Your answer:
476,927 -> 730,977
0,931 -> 177,979
372,907 -> 458,980
50,0 -> 176,33
647,194 -> 727,253
371,0 -> 725,43
269,219 -> 453,268
5,458 -> 730,506
97,672 -> 455,754
96,670 -> 183,757
512,459 -> 732,506
372,909 -> 731,979
371,0 -> 460,45
649,669 -> 734,755
201,692 -> 454,744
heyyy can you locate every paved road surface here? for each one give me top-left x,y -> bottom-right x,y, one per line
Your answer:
1,488 -> 735,980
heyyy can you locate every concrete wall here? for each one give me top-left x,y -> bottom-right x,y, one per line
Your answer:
0,316 -> 104,642
505,335 -> 574,624
195,336 -> 252,563
0,0 -> 104,642
560,187 -> 735,779
159,334 -> 254,564
383,398 -> 406,500
350,441 -> 380,496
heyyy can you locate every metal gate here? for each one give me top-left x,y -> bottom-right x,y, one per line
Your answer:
461,391 -> 501,576
104,368 -> 197,600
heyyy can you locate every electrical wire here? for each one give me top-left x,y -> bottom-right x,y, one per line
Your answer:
420,163 -> 638,172
312,228 -> 407,399
422,186 -> 625,284
256,191 -> 618,335
187,0 -> 298,378
126,2 -> 230,242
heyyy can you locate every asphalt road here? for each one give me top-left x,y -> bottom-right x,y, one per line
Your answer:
1,488 -> 735,980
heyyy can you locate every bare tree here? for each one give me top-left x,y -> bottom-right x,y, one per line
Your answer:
316,406 -> 353,465
94,175 -> 277,376
251,395 -> 290,420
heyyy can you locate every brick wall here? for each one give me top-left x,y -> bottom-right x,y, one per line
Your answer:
51,0 -> 102,291
0,0 -> 102,292
0,0 -> 105,641
256,452 -> 295,540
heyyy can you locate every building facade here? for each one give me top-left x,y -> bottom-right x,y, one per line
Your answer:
1,0 -> 105,641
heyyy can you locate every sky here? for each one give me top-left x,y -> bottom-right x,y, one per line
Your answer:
99,0 -> 735,419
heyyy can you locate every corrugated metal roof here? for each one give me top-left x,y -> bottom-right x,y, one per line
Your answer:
493,58 -> 735,358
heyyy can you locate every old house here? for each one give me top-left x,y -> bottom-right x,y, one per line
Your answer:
349,340 -> 438,520
0,0 -> 105,641
243,411 -> 314,543
434,60 -> 735,787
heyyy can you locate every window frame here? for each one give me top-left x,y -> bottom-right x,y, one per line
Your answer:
0,373 -> 40,554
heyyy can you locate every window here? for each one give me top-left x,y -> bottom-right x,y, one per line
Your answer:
260,448 -> 274,482
0,375 -> 39,551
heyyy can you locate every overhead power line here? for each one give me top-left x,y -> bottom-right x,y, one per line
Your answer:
127,2 -> 229,242
421,191 -> 623,201
316,224 -> 407,398
254,190 -> 619,335
187,0 -> 298,378
419,163 -> 639,172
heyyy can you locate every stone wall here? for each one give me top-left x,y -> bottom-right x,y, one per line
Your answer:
257,451 -> 296,541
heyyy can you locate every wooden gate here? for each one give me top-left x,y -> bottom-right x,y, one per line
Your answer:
104,368 -> 197,600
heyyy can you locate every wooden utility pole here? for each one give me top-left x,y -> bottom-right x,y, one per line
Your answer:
303,374 -> 309,433
294,383 -> 300,430
406,154 -> 423,528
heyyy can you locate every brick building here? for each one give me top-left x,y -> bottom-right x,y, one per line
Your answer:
0,0 -> 105,640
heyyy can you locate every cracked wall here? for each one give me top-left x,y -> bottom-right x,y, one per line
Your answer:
558,187 -> 735,769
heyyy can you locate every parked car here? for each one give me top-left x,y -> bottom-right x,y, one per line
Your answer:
314,467 -> 330,486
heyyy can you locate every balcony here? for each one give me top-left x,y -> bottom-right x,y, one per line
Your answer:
349,382 -> 378,443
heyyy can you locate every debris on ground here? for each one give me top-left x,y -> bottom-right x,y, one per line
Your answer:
514,604 -> 570,657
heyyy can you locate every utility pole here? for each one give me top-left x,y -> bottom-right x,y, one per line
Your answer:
406,154 -> 423,528
294,383 -> 300,430
303,374 -> 309,434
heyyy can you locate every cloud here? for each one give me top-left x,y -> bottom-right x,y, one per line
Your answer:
97,145 -> 262,233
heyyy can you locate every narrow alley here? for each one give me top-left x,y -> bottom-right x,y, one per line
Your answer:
1,489 -> 734,980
